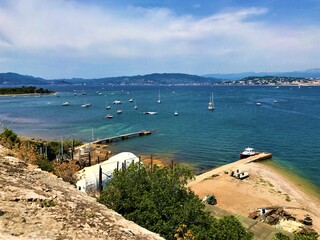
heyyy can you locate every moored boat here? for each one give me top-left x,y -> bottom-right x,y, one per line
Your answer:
240,147 -> 256,159
105,114 -> 113,119
143,111 -> 157,115
62,102 -> 70,106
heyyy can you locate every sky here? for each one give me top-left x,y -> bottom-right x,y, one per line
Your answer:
0,0 -> 320,79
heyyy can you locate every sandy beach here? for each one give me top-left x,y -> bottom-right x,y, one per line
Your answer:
187,156 -> 320,234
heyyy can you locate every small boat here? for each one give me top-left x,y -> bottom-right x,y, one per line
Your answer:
129,98 -> 134,102
157,90 -> 161,104
62,102 -> 70,106
274,100 -> 278,103
113,100 -> 121,104
134,100 -> 138,110
143,111 -> 157,115
208,93 -> 215,111
116,104 -> 122,114
240,147 -> 256,159
174,111 -> 178,116
105,114 -> 113,119
81,103 -> 90,108
106,101 -> 111,110
256,102 -> 261,106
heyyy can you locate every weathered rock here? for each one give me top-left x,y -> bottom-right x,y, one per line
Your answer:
0,148 -> 164,240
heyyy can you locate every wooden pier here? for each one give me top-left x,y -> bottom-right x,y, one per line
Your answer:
92,130 -> 154,145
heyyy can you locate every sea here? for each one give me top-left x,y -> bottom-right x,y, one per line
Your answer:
0,85 -> 319,189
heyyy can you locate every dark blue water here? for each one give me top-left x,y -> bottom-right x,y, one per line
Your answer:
0,85 -> 319,188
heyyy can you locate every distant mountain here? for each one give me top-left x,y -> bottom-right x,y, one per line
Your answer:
75,73 -> 221,85
0,72 -> 220,86
0,72 -> 47,85
204,68 -> 320,80
0,72 -> 67,85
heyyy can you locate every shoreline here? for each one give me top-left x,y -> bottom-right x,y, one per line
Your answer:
187,156 -> 320,234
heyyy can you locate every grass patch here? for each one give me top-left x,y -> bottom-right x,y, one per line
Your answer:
285,195 -> 291,202
41,199 -> 56,207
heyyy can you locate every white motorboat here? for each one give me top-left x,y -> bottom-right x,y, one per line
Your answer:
143,111 -> 157,115
240,147 -> 256,159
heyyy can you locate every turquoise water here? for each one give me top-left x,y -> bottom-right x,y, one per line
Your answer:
0,85 -> 319,188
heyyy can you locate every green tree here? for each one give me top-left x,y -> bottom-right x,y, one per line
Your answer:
273,232 -> 291,240
99,163 -> 253,240
0,127 -> 20,148
294,232 -> 318,240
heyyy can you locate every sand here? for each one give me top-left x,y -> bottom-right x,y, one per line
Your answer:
188,159 -> 320,233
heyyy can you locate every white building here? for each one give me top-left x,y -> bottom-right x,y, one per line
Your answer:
76,152 -> 139,193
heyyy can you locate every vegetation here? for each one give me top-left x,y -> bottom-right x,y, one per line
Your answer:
0,86 -> 54,95
0,128 -> 20,148
99,163 -> 253,240
273,232 -> 291,240
0,128 -> 82,182
273,232 -> 319,240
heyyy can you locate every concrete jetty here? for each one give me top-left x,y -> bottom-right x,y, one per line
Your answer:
188,152 -> 272,187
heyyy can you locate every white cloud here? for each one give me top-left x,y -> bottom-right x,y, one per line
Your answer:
0,0 -> 319,77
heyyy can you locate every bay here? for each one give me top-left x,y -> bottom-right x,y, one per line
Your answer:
0,85 -> 319,189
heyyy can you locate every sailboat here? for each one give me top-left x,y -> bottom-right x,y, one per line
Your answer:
106,100 -> 111,110
157,90 -> 161,104
208,93 -> 215,111
134,100 -> 138,110
116,104 -> 122,114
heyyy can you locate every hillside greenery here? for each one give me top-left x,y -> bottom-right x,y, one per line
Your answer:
0,86 -> 54,95
0,128 -> 82,180
99,163 -> 253,240
273,231 -> 318,240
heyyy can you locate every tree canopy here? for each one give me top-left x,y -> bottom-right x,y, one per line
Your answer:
99,163 -> 253,240
0,86 -> 54,95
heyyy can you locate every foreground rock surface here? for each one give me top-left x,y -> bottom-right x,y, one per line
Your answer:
0,148 -> 163,240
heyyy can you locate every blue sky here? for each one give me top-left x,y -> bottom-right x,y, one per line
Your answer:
0,0 -> 320,79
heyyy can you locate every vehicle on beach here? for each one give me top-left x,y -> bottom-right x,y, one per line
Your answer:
240,147 -> 256,159
202,194 -> 217,205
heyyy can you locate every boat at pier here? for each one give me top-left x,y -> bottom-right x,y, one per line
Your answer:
240,147 -> 256,159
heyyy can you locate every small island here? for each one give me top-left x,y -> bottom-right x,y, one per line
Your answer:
0,86 -> 54,95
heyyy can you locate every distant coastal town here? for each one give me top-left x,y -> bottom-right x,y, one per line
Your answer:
215,76 -> 320,86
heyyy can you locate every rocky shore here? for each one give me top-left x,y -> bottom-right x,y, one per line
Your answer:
0,146 -> 163,240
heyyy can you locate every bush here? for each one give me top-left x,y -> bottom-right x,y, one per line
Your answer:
99,163 -> 253,240
0,128 -> 20,149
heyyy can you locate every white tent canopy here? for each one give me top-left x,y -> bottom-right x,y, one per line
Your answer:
76,152 -> 139,193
